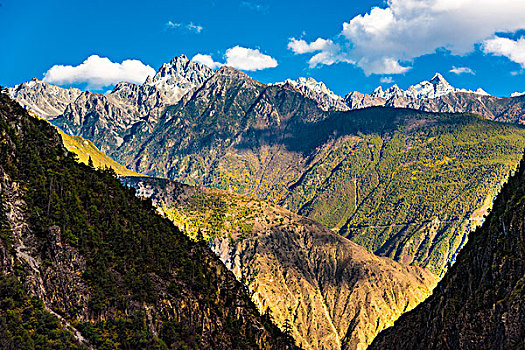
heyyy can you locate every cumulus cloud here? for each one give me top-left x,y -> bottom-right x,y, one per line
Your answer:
290,0 -> 525,75
192,54 -> 223,70
43,55 -> 155,89
380,76 -> 394,83
450,66 -> 475,74
166,20 -> 203,33
288,38 -> 352,68
193,46 -> 278,71
225,46 -> 277,71
483,36 -> 525,67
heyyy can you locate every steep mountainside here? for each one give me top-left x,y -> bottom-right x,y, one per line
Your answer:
277,77 -> 349,111
370,155 -> 525,350
0,91 -> 295,349
121,176 -> 438,350
115,67 -> 525,274
57,129 -> 142,176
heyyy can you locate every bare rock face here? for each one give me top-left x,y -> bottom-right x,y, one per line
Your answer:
8,78 -> 82,118
278,77 -> 350,112
144,54 -> 214,104
370,155 -> 525,350
121,176 -> 438,350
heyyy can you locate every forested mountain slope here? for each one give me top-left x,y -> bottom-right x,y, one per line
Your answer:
0,91 -> 295,349
119,68 -> 525,273
370,154 -> 525,350
122,176 -> 437,350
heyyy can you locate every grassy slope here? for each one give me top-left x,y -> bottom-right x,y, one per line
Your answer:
57,129 -> 143,177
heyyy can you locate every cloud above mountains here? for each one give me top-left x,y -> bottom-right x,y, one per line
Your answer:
290,0 -> 525,75
43,55 -> 155,89
483,36 -> 525,68
193,46 -> 278,71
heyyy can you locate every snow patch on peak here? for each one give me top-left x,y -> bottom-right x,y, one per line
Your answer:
277,77 -> 349,111
143,55 -> 214,104
371,73 -> 488,100
511,91 -> 525,98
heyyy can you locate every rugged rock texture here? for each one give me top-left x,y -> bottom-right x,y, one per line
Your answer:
345,89 -> 525,124
144,54 -> 214,103
122,176 -> 438,350
277,77 -> 350,111
370,155 -> 525,350
0,92 -> 296,349
8,78 -> 82,118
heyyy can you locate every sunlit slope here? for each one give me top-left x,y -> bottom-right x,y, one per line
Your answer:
57,129 -> 142,177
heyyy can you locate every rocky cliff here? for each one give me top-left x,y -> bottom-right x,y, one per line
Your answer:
121,176 -> 438,350
8,78 -> 82,118
370,153 -> 525,349
0,91 -> 296,349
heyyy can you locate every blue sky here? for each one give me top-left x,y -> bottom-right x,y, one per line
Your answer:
1,0 -> 525,96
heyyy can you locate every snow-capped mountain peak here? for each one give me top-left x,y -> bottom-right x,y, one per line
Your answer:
281,77 -> 349,111
371,73 -> 488,100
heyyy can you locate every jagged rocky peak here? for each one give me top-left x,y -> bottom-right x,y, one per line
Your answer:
143,54 -> 214,103
405,72 -> 455,99
145,54 -> 213,89
280,76 -> 349,111
371,84 -> 404,99
8,77 -> 82,118
369,72 -> 489,101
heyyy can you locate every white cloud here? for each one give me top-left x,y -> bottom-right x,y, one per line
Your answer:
166,21 -> 181,29
291,0 -> 525,75
380,76 -> 394,83
224,46 -> 277,71
450,66 -> 475,74
288,38 -> 353,68
43,55 -> 155,89
193,46 -> 278,72
186,22 -> 203,33
483,36 -> 525,67
288,38 -> 335,54
192,54 -> 223,70
166,21 -> 203,33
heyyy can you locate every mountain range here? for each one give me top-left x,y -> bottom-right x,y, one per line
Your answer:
6,54 -> 525,349
11,57 -> 525,272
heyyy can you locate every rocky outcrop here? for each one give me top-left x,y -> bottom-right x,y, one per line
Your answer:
8,78 -> 82,118
122,176 -> 438,350
277,77 -> 349,111
370,155 -> 525,350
